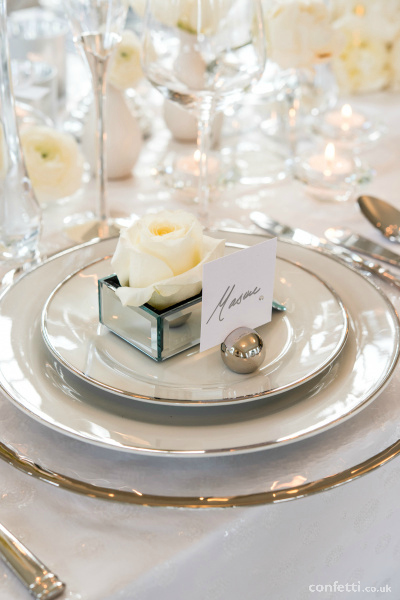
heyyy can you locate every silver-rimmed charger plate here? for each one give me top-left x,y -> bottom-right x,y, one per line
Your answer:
40,251 -> 348,406
0,232 -> 398,456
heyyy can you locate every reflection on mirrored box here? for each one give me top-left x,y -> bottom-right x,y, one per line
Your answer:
98,275 -> 202,362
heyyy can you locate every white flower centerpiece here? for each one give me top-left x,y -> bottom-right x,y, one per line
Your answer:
331,0 -> 400,94
98,210 -> 225,361
264,0 -> 341,71
262,0 -> 343,116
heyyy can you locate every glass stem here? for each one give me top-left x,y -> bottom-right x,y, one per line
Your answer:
85,51 -> 109,233
197,112 -> 212,227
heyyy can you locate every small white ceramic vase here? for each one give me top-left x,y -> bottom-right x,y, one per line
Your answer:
82,84 -> 143,180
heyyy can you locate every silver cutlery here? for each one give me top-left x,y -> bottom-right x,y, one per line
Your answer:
250,211 -> 400,290
0,522 -> 65,599
358,195 -> 400,242
324,227 -> 400,267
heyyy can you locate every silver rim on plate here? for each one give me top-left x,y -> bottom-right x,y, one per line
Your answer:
40,250 -> 349,406
0,233 -> 398,458
0,232 -> 399,504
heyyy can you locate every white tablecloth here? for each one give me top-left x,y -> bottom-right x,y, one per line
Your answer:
0,88 -> 400,600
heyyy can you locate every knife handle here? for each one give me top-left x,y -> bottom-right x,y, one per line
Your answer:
0,522 -> 65,599
325,244 -> 400,289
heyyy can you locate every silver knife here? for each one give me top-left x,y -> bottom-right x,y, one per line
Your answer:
0,522 -> 65,599
324,227 -> 400,267
249,211 -> 400,289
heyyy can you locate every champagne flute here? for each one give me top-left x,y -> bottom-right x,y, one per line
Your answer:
141,0 -> 266,225
0,0 -> 41,266
64,0 -> 127,242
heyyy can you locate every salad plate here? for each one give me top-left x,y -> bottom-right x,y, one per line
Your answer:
41,251 -> 348,406
0,233 -> 398,456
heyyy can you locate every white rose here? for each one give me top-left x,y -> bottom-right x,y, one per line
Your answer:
20,125 -> 84,203
332,15 -> 391,94
108,30 -> 143,90
263,0 -> 342,70
111,210 -> 225,309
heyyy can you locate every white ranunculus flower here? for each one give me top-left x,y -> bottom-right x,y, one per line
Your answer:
264,0 -> 342,70
20,126 -> 84,203
332,15 -> 391,94
108,30 -> 143,90
111,210 -> 225,309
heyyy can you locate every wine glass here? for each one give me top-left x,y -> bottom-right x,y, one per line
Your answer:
64,0 -> 127,242
141,0 -> 266,225
0,0 -> 41,266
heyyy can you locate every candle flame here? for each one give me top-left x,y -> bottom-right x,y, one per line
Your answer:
323,143 -> 336,177
325,143 -> 336,162
194,149 -> 201,163
341,104 -> 353,119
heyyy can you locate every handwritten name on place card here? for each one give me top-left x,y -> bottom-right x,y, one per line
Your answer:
200,238 -> 277,352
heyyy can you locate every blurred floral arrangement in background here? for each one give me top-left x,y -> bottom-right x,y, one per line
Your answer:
263,0 -> 341,71
331,0 -> 400,94
260,0 -> 400,95
128,0 -> 400,95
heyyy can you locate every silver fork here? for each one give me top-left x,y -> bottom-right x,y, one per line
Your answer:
0,522 -> 65,599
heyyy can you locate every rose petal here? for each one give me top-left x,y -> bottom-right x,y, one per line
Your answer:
128,247 -> 174,288
149,282 -> 203,310
145,235 -> 224,309
115,284 -> 155,307
111,231 -> 133,286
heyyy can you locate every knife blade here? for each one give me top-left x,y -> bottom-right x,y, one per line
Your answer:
249,211 -> 400,289
324,227 -> 400,267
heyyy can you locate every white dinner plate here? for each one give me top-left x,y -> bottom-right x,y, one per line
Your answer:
41,252 -> 348,406
0,233 -> 398,456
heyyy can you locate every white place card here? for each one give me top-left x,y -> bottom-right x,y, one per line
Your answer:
200,238 -> 277,352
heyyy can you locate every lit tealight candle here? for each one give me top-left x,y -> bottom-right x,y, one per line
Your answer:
175,150 -> 220,177
308,142 -> 353,177
325,104 -> 366,132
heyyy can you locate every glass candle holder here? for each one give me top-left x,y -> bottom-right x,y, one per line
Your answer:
312,103 -> 386,147
154,149 -> 238,197
98,275 -> 202,361
294,141 -> 362,203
